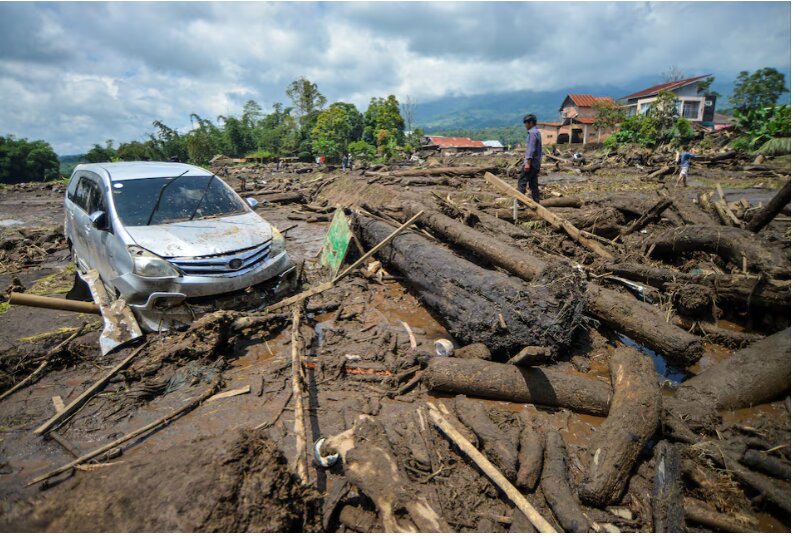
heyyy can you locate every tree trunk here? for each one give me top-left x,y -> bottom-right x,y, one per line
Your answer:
540,197 -> 583,208
747,180 -> 791,233
541,431 -> 590,532
584,283 -> 703,366
366,165 -> 497,178
600,263 -> 791,313
683,497 -> 757,532
403,202 -> 546,281
622,198 -> 673,235
652,441 -> 685,532
516,407 -> 544,491
649,225 -> 788,278
424,357 -> 612,416
578,346 -> 662,506
259,191 -> 305,204
454,395 -> 519,481
546,206 -> 625,239
680,327 -> 790,411
354,215 -> 584,354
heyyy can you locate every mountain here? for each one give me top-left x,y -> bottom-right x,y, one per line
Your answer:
413,72 -> 788,132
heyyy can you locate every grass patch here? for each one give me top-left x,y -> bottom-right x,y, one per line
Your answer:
28,263 -> 75,296
0,302 -> 10,315
19,325 -> 81,343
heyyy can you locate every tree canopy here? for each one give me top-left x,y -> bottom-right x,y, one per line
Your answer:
729,67 -> 789,114
0,135 -> 60,183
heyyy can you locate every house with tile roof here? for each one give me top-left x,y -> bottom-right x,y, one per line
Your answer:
538,94 -> 618,145
619,75 -> 718,127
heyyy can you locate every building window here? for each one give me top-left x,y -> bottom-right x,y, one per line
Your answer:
640,102 -> 652,115
625,106 -> 637,117
682,101 -> 700,119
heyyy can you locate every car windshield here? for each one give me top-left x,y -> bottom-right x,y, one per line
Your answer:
111,175 -> 248,226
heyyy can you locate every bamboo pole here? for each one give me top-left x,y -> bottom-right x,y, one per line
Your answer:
291,304 -> 309,485
28,381 -> 219,486
426,402 -> 557,533
483,172 -> 614,260
34,341 -> 148,435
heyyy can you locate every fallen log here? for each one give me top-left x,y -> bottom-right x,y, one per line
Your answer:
679,327 -> 790,411
692,150 -> 737,163
669,193 -> 715,226
403,202 -> 546,281
747,180 -> 791,232
483,172 -> 615,260
367,166 -> 497,178
425,357 -> 612,416
578,346 -> 662,506
454,395 -> 518,481
426,403 -> 556,533
260,191 -> 305,204
683,497 -> 757,532
652,441 -> 685,532
648,165 -> 674,179
584,283 -> 703,366
541,431 -> 589,532
516,407 -> 544,491
741,449 -> 791,480
600,263 -> 791,312
290,305 -> 309,485
622,198 -> 673,236
649,225 -> 788,278
355,216 -> 584,354
540,197 -> 582,208
545,206 -> 625,239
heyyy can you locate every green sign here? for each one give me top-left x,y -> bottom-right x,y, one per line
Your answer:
320,208 -> 353,280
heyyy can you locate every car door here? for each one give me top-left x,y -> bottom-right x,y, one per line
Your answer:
69,175 -> 93,271
83,173 -> 120,286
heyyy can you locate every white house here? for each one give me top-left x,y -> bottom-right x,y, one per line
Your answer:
619,75 -> 718,127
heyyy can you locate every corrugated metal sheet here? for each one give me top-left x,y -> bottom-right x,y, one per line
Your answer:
567,94 -> 614,107
621,75 -> 711,101
481,140 -> 504,148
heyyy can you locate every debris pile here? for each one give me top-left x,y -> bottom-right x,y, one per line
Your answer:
0,147 -> 790,532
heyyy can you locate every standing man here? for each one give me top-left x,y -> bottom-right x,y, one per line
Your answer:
675,148 -> 695,187
520,114 -> 543,202
341,154 -> 348,172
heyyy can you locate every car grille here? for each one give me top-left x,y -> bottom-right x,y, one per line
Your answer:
167,240 -> 272,276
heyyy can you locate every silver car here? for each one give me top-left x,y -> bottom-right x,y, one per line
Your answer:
64,161 -> 294,329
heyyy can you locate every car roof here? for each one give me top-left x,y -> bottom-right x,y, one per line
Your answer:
75,161 -> 212,182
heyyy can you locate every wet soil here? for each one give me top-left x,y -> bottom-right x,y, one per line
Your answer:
0,153 -> 790,532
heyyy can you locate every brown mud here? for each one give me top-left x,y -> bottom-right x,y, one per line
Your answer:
0,145 -> 790,532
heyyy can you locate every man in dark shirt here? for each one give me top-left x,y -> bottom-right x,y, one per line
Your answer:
519,114 -> 542,202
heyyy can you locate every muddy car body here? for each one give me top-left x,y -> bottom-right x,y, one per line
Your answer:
64,162 -> 293,328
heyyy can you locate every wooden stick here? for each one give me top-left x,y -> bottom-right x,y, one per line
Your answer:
333,211 -> 424,283
426,402 -> 556,533
291,304 -> 309,485
34,341 -> 148,436
0,324 -> 87,403
28,381 -> 219,486
483,172 -> 614,260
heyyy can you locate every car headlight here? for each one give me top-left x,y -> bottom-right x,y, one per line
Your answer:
271,227 -> 285,255
128,246 -> 180,278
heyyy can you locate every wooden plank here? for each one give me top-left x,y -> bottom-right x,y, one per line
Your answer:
483,172 -> 614,260
206,385 -> 250,403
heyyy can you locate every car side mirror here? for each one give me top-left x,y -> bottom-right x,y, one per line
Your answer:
89,210 -> 109,230
245,197 -> 258,209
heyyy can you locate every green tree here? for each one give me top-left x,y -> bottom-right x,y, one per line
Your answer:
83,139 -> 116,163
116,141 -> 152,161
0,135 -> 60,183
286,77 -> 327,128
311,102 -> 364,159
729,67 -> 789,114
593,101 -> 624,132
363,95 -> 406,158
347,140 -> 376,163
149,121 -> 188,162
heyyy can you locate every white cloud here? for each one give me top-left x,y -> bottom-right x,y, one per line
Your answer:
0,1 -> 789,154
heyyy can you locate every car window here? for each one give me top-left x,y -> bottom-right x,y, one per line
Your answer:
66,173 -> 80,200
111,175 -> 248,226
73,177 -> 92,212
86,179 -> 105,214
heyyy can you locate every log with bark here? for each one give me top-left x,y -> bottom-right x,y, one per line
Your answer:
454,395 -> 519,481
584,283 -> 703,366
545,206 -> 625,239
259,191 -> 305,204
677,327 -> 790,411
600,263 -> 791,313
649,224 -> 789,278
424,357 -> 612,416
648,165 -> 674,180
516,407 -> 544,491
669,193 -> 716,226
652,440 -> 685,532
741,448 -> 791,480
578,346 -> 662,507
540,196 -> 583,208
354,215 -> 584,354
622,198 -> 673,236
541,431 -> 590,532
403,202 -> 547,281
683,497 -> 757,533
747,180 -> 791,233
366,165 -> 497,178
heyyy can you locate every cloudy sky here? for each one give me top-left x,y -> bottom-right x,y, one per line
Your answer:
1,1 -> 790,154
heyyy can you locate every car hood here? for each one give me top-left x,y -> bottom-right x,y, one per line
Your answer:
125,212 -> 272,258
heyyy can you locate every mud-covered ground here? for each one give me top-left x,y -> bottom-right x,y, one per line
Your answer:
0,147 -> 790,532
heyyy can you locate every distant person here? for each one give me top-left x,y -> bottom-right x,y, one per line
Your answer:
222,164 -> 228,177
320,155 -> 326,165
276,158 -> 281,171
341,154 -> 348,172
675,148 -> 696,187
520,114 -> 542,202
347,153 -> 353,171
